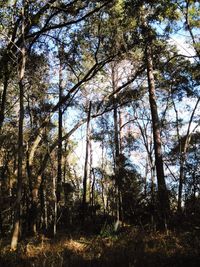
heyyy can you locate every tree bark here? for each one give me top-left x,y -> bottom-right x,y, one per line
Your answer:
111,63 -> 122,223
53,174 -> 57,236
56,54 -> 64,203
27,134 -> 42,236
10,4 -> 26,248
82,101 -> 92,220
146,44 -> 170,228
89,136 -> 94,207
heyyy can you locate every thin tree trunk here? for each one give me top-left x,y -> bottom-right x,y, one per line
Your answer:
135,113 -> 156,206
44,189 -> 48,231
90,167 -> 96,219
112,63 -> 121,223
39,175 -> 48,232
118,110 -> 123,153
172,95 -> 200,213
56,56 -> 64,203
146,44 -> 170,228
53,174 -> 57,236
63,140 -> 68,184
82,101 -> 92,220
89,136 -> 94,207
26,130 -> 43,235
11,3 -> 26,248
144,158 -> 148,198
101,143 -> 106,215
0,64 -> 9,130
178,164 -> 184,212
171,95 -> 183,214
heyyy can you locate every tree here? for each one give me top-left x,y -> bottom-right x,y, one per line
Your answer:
176,0 -> 200,59
145,39 -> 170,227
82,101 -> 92,221
0,0 -> 200,254
11,1 -> 26,250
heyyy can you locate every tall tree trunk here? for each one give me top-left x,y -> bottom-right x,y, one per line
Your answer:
146,44 -> 170,228
111,63 -> 121,223
82,101 -> 92,220
172,95 -> 200,213
11,3 -> 26,249
56,57 -> 64,203
171,95 -> 183,214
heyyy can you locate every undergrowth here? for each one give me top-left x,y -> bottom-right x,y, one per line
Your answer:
0,227 -> 200,267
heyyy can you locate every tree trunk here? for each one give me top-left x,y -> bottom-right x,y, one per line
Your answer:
82,101 -> 92,220
172,95 -> 200,214
11,50 -> 26,249
0,64 -> 9,130
135,114 -> 156,207
41,182 -> 48,231
111,63 -> 122,223
11,3 -> 26,250
146,44 -> 170,228
177,164 -> 184,213
53,174 -> 57,236
56,57 -> 64,203
89,137 -> 94,207
63,140 -> 68,185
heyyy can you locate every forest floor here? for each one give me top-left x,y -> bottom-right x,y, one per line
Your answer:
0,226 -> 200,267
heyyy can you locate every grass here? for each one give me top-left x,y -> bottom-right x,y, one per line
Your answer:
0,227 -> 200,266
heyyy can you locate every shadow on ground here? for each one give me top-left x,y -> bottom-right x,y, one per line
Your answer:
0,229 -> 200,267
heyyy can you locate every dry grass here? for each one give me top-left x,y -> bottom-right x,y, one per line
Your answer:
0,228 -> 200,266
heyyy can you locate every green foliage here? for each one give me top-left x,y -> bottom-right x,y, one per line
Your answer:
100,221 -> 116,237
